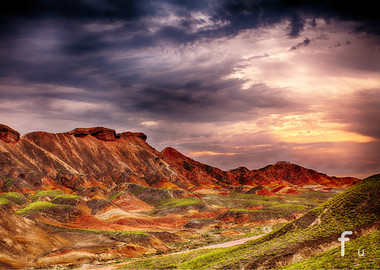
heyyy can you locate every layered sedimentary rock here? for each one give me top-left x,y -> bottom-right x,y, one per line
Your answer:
65,127 -> 117,141
0,124 -> 20,143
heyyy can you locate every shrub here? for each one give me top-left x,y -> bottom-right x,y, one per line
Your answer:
16,201 -> 61,215
29,190 -> 64,201
158,197 -> 203,208
0,192 -> 27,205
0,197 -> 10,205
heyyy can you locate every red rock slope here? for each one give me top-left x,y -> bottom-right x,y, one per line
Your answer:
248,161 -> 359,187
160,147 -> 360,189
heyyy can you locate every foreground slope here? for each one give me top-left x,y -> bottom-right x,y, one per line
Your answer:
0,204 -> 68,269
284,230 -> 379,269
0,203 -> 174,269
122,174 -> 380,269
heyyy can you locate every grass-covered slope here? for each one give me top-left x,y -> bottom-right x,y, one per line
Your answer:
16,201 -> 68,216
0,192 -> 27,205
283,230 -> 379,269
121,174 -> 380,269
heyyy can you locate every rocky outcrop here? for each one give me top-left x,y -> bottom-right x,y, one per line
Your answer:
118,131 -> 147,141
0,124 -> 20,143
65,127 -> 116,141
64,128 -> 148,142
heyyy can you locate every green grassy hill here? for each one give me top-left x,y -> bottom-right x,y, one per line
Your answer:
283,230 -> 379,269
121,174 -> 380,269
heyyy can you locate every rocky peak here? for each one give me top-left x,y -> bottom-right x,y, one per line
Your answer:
161,147 -> 181,155
0,124 -> 20,143
161,147 -> 189,162
274,161 -> 292,167
65,127 -> 116,141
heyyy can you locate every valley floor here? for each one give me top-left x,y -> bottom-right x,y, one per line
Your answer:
90,233 -> 266,270
2,178 -> 378,270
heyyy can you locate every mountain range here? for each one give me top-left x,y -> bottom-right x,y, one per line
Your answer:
0,124 -> 359,194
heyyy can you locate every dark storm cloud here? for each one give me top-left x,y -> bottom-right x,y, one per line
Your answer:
127,82 -> 297,122
215,0 -> 380,37
0,0 -> 151,20
1,0 -> 379,39
1,0 -> 379,68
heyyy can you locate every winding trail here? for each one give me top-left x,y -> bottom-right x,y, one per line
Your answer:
92,234 -> 265,270
171,234 -> 264,255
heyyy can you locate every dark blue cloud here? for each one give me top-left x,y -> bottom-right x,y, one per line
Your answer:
124,81 -> 299,122
1,0 -> 379,38
0,0 -> 151,20
218,0 -> 380,37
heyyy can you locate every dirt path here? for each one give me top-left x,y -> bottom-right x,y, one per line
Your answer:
92,234 -> 265,270
170,234 -> 264,255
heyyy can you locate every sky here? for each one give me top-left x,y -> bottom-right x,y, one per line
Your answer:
1,0 -> 379,178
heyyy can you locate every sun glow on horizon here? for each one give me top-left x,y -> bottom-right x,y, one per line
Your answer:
189,151 -> 238,157
270,114 -> 375,144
